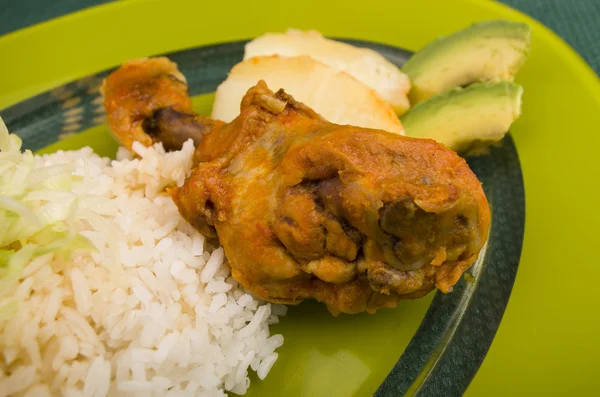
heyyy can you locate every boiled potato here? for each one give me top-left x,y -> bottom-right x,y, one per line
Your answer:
244,29 -> 411,114
212,55 -> 404,135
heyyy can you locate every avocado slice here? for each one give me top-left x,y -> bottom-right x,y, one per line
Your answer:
401,81 -> 523,154
402,20 -> 531,105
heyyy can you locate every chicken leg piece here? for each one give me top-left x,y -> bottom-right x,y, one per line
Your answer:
104,58 -> 491,315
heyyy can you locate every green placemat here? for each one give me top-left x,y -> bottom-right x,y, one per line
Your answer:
503,0 -> 600,73
1,0 -> 599,75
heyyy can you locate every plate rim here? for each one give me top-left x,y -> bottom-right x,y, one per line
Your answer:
1,0 -> 599,109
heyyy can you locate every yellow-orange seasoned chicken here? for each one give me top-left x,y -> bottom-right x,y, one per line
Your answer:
104,58 -> 491,315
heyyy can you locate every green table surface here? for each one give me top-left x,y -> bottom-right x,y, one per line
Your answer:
1,1 -> 599,396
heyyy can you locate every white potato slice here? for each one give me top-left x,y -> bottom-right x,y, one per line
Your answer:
244,29 -> 411,114
212,55 -> 404,134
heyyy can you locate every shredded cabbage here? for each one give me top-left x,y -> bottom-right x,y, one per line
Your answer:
0,117 -> 94,297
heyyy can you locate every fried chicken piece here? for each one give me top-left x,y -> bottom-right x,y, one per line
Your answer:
103,58 -> 491,315
102,57 -> 224,151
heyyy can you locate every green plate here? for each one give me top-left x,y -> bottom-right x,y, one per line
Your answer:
2,38 -> 525,396
1,0 -> 599,396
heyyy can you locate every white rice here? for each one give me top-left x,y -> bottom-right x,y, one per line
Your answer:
0,140 -> 286,396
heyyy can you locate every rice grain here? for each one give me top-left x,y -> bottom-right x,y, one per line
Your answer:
0,141 -> 284,396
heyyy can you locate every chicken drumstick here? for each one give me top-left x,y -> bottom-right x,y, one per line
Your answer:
103,58 -> 490,315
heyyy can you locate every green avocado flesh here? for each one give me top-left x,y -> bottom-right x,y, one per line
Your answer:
400,81 -> 523,154
402,20 -> 531,105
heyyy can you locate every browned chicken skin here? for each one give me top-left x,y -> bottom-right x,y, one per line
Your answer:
103,58 -> 225,151
103,58 -> 491,315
